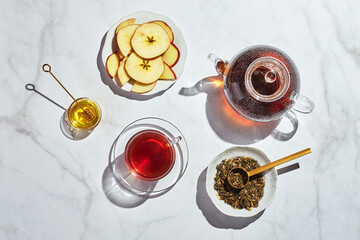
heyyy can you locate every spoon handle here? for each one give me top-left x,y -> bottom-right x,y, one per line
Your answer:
42,64 -> 77,102
42,64 -> 86,112
248,148 -> 312,177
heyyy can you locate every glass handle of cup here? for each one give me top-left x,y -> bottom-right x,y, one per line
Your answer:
292,93 -> 315,114
207,53 -> 228,76
170,136 -> 182,145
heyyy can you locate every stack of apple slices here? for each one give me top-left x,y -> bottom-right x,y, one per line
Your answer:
105,18 -> 180,94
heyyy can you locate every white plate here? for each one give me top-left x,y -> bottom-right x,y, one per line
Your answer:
102,11 -> 187,95
206,146 -> 277,217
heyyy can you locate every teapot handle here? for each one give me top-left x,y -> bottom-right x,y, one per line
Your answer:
208,53 -> 228,76
271,110 -> 298,141
292,93 -> 315,114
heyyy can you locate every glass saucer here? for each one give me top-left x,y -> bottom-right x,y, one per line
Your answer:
110,117 -> 189,195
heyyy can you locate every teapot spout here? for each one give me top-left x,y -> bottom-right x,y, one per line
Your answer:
208,53 -> 228,76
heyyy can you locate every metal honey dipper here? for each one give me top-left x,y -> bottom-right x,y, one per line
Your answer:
42,64 -> 95,122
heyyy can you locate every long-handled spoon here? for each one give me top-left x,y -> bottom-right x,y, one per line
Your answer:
42,64 -> 95,121
227,148 -> 312,189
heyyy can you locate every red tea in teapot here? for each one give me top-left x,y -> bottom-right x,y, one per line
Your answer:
224,46 -> 300,122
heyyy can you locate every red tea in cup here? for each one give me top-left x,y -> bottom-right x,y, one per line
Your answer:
125,130 -> 175,181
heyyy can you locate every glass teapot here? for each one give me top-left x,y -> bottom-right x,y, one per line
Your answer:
208,45 -> 314,123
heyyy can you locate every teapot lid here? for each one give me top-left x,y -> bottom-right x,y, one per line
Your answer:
245,57 -> 290,102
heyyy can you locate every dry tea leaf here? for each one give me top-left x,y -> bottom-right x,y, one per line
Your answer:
214,157 -> 265,210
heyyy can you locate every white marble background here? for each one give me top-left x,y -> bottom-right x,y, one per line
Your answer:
1,0 -> 360,239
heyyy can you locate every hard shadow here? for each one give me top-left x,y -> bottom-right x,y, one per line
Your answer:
270,110 -> 299,141
277,162 -> 300,175
112,153 -> 159,193
196,163 -> 300,229
180,76 -> 288,145
96,32 -> 166,101
59,112 -> 93,141
102,161 -> 149,208
196,168 -> 264,229
25,83 -> 66,110
101,134 -> 173,208
26,83 -> 95,140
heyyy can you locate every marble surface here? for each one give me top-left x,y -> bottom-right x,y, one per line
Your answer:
1,0 -> 360,239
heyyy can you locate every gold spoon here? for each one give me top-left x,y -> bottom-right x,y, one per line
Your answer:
42,64 -> 95,121
227,148 -> 312,189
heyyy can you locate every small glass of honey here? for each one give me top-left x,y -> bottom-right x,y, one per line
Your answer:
60,97 -> 102,140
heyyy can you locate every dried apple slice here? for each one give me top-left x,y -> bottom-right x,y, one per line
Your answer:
131,81 -> 157,93
125,52 -> 164,84
105,53 -> 121,78
115,18 -> 136,34
162,43 -> 180,67
131,23 -> 170,59
150,20 -> 174,42
159,63 -> 176,80
115,58 -> 131,87
118,51 -> 125,61
116,24 -> 139,57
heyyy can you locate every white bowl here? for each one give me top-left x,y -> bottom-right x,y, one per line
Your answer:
102,11 -> 187,95
206,146 -> 277,217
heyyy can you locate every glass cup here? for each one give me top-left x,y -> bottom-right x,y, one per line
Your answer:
111,117 -> 189,196
60,97 -> 102,140
125,129 -> 182,181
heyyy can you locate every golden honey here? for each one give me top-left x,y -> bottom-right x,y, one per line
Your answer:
67,98 -> 101,129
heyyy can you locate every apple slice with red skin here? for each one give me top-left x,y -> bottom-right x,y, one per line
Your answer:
116,24 -> 139,57
162,43 -> 180,67
159,63 -> 176,80
125,52 -> 164,84
131,23 -> 170,59
105,53 -> 121,78
118,51 -> 125,62
131,81 -> 157,93
115,58 -> 131,87
149,20 -> 174,42
115,18 -> 136,34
